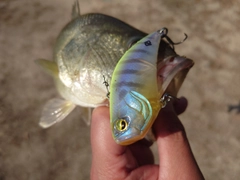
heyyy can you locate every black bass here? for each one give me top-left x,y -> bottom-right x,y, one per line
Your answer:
36,1 -> 193,128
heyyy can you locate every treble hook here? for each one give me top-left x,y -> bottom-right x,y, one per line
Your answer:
159,27 -> 188,51
160,93 -> 174,108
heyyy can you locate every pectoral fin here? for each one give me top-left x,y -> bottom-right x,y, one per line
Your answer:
35,59 -> 59,78
39,98 -> 76,128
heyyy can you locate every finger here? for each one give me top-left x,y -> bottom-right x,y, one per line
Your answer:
91,107 -> 160,180
91,106 -> 124,155
90,106 -> 138,179
153,97 -> 186,137
173,96 -> 188,115
126,165 -> 159,180
153,99 -> 204,179
128,140 -> 155,166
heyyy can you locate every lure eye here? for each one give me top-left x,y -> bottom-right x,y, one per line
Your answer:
115,119 -> 128,132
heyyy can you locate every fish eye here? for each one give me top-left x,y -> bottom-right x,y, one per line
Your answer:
115,119 -> 128,132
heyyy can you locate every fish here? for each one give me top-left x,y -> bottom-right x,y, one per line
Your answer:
36,1 -> 193,129
110,29 -> 193,145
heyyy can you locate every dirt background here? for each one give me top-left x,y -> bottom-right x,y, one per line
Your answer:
1,0 -> 240,179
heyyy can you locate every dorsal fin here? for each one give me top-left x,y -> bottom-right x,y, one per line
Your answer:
72,0 -> 80,19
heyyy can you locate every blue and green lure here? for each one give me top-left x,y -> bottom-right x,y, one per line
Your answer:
110,28 -> 168,145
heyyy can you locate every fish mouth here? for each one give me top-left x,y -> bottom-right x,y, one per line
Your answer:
158,56 -> 194,96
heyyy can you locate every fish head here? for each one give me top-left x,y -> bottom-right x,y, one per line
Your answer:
111,91 -> 155,145
157,55 -> 194,96
153,30 -> 194,96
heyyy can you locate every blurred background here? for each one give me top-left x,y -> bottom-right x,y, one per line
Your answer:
0,0 -> 240,179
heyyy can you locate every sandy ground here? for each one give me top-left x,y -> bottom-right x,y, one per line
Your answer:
1,0 -> 240,179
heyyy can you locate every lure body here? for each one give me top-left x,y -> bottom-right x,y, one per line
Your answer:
110,30 -> 166,145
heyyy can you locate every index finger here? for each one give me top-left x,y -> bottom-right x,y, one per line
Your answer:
153,97 -> 204,180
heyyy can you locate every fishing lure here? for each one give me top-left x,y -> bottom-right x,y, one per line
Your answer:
110,28 -> 169,145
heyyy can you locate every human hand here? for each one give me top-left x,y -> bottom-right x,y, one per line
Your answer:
90,97 -> 204,180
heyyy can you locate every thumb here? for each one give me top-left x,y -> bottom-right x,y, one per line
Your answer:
126,165 -> 159,180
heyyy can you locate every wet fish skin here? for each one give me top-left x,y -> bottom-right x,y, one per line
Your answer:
55,13 -> 148,106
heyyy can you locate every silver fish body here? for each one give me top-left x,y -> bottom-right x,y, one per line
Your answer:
54,13 -> 148,107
